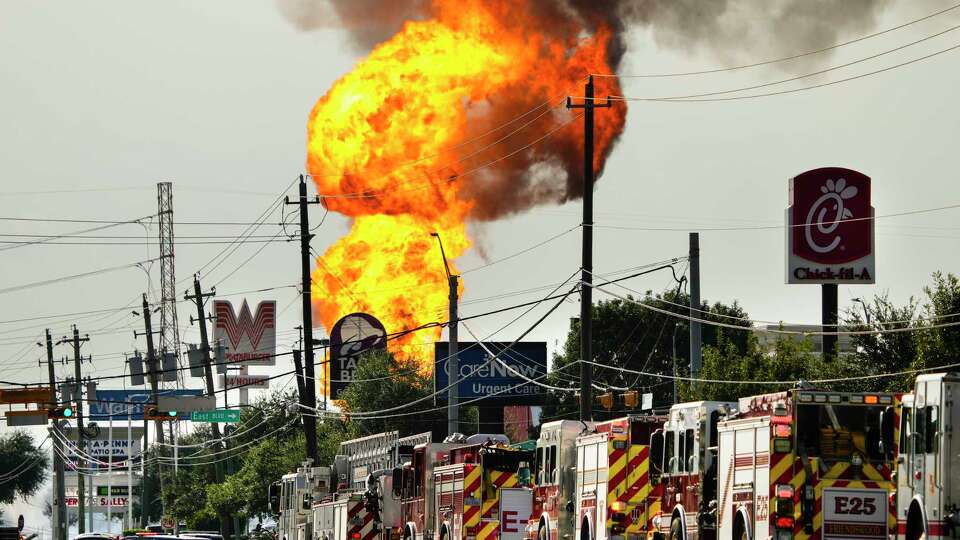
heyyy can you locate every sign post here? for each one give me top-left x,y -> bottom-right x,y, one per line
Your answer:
787,168 -> 874,360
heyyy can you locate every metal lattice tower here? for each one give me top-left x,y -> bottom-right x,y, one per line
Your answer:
157,182 -> 182,385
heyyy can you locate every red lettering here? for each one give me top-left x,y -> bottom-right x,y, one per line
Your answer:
862,498 -> 876,515
835,497 -> 849,514
849,498 -> 862,515
502,511 -> 518,533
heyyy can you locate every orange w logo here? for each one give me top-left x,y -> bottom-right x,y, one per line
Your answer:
214,300 -> 276,350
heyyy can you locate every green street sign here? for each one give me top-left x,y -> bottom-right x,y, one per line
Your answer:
190,409 -> 240,423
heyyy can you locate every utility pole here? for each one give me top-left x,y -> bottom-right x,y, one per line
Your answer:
185,276 -> 224,485
135,293 -> 164,528
285,175 -> 320,464
43,330 -> 67,540
822,284 -> 838,361
567,75 -> 610,422
688,233 -> 702,380
431,233 -> 459,436
58,326 -> 90,534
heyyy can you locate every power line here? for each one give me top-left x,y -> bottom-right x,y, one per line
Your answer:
601,39 -> 960,103
0,257 -> 160,296
594,1 -> 960,78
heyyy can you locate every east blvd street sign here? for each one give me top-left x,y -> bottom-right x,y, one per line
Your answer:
191,409 -> 240,423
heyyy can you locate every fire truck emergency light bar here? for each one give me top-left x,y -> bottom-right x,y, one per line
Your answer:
797,392 -> 893,405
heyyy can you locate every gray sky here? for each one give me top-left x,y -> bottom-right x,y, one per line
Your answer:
2,0 -> 960,531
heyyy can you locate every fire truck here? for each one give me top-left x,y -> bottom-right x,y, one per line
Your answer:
573,414 -> 667,540
715,389 -> 898,540
395,434 -> 524,540
528,420 -> 596,540
270,461 -> 333,540
313,431 -> 430,540
648,401 -> 735,540
432,439 -> 534,540
897,372 -> 960,540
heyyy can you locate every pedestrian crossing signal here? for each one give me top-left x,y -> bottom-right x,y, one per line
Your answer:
145,407 -> 179,421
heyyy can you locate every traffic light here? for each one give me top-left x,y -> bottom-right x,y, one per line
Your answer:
597,392 -> 614,410
622,391 -> 638,408
144,407 -> 179,421
47,407 -> 74,419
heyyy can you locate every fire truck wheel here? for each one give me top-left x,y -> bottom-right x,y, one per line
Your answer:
669,519 -> 682,540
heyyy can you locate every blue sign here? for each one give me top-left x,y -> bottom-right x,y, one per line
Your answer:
88,389 -> 204,421
434,342 -> 547,403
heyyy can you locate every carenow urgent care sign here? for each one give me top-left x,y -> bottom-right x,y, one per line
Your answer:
786,167 -> 875,284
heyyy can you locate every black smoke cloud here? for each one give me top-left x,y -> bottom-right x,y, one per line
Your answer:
282,0 -> 902,221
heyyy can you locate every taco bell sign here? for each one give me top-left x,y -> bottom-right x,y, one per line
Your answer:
786,167 -> 875,284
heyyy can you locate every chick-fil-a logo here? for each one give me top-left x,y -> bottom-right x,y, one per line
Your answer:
789,168 -> 872,265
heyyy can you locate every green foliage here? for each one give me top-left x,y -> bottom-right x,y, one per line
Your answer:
914,272 -> 960,371
338,349 -> 448,437
0,431 -> 49,504
545,289 -> 750,419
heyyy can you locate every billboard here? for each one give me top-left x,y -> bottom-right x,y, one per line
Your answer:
87,389 -> 203,421
434,342 -> 547,404
214,300 -> 276,366
328,312 -> 387,400
786,168 -> 875,284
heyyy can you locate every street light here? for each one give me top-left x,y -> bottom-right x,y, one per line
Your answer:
852,297 -> 871,325
431,232 -> 459,437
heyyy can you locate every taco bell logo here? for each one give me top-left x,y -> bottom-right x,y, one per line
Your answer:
787,167 -> 875,284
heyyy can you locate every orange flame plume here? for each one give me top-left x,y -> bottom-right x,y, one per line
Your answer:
306,0 -> 626,370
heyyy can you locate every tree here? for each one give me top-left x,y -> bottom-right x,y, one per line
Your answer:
0,431 -> 49,504
842,292 -> 919,391
544,289 -> 751,419
913,272 -> 960,372
338,349 -> 464,437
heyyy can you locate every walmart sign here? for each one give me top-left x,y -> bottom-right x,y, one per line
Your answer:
434,342 -> 547,404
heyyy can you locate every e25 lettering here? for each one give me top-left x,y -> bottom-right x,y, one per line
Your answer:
834,496 -> 877,515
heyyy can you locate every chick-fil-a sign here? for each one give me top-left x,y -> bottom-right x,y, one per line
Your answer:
786,167 -> 875,284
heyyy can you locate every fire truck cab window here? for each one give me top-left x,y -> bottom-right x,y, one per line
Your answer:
664,431 -> 676,474
549,445 -> 557,483
899,406 -> 912,454
536,447 -> 544,482
650,431 -> 664,477
797,405 -> 885,461
414,451 -> 424,496
683,429 -> 696,473
924,406 -> 938,454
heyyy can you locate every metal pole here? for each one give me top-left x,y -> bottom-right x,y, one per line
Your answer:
173,427 -> 179,536
127,406 -> 132,530
447,274 -> 459,436
689,233 -> 702,380
108,411 -> 113,535
822,283 -> 838,361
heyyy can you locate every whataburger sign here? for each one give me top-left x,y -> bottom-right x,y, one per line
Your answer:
786,167 -> 875,284
213,300 -> 276,366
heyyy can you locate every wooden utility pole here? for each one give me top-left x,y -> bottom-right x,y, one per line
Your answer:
43,330 -> 67,540
57,326 -> 89,533
285,176 -> 321,463
567,75 -> 610,421
185,276 -> 224,485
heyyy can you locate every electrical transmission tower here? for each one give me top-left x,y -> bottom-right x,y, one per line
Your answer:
157,182 -> 182,385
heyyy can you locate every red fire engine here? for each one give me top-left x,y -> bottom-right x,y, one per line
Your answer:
897,372 -> 960,540
716,389 -> 898,540
574,415 -> 667,540
528,420 -> 595,540
650,401 -> 734,540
